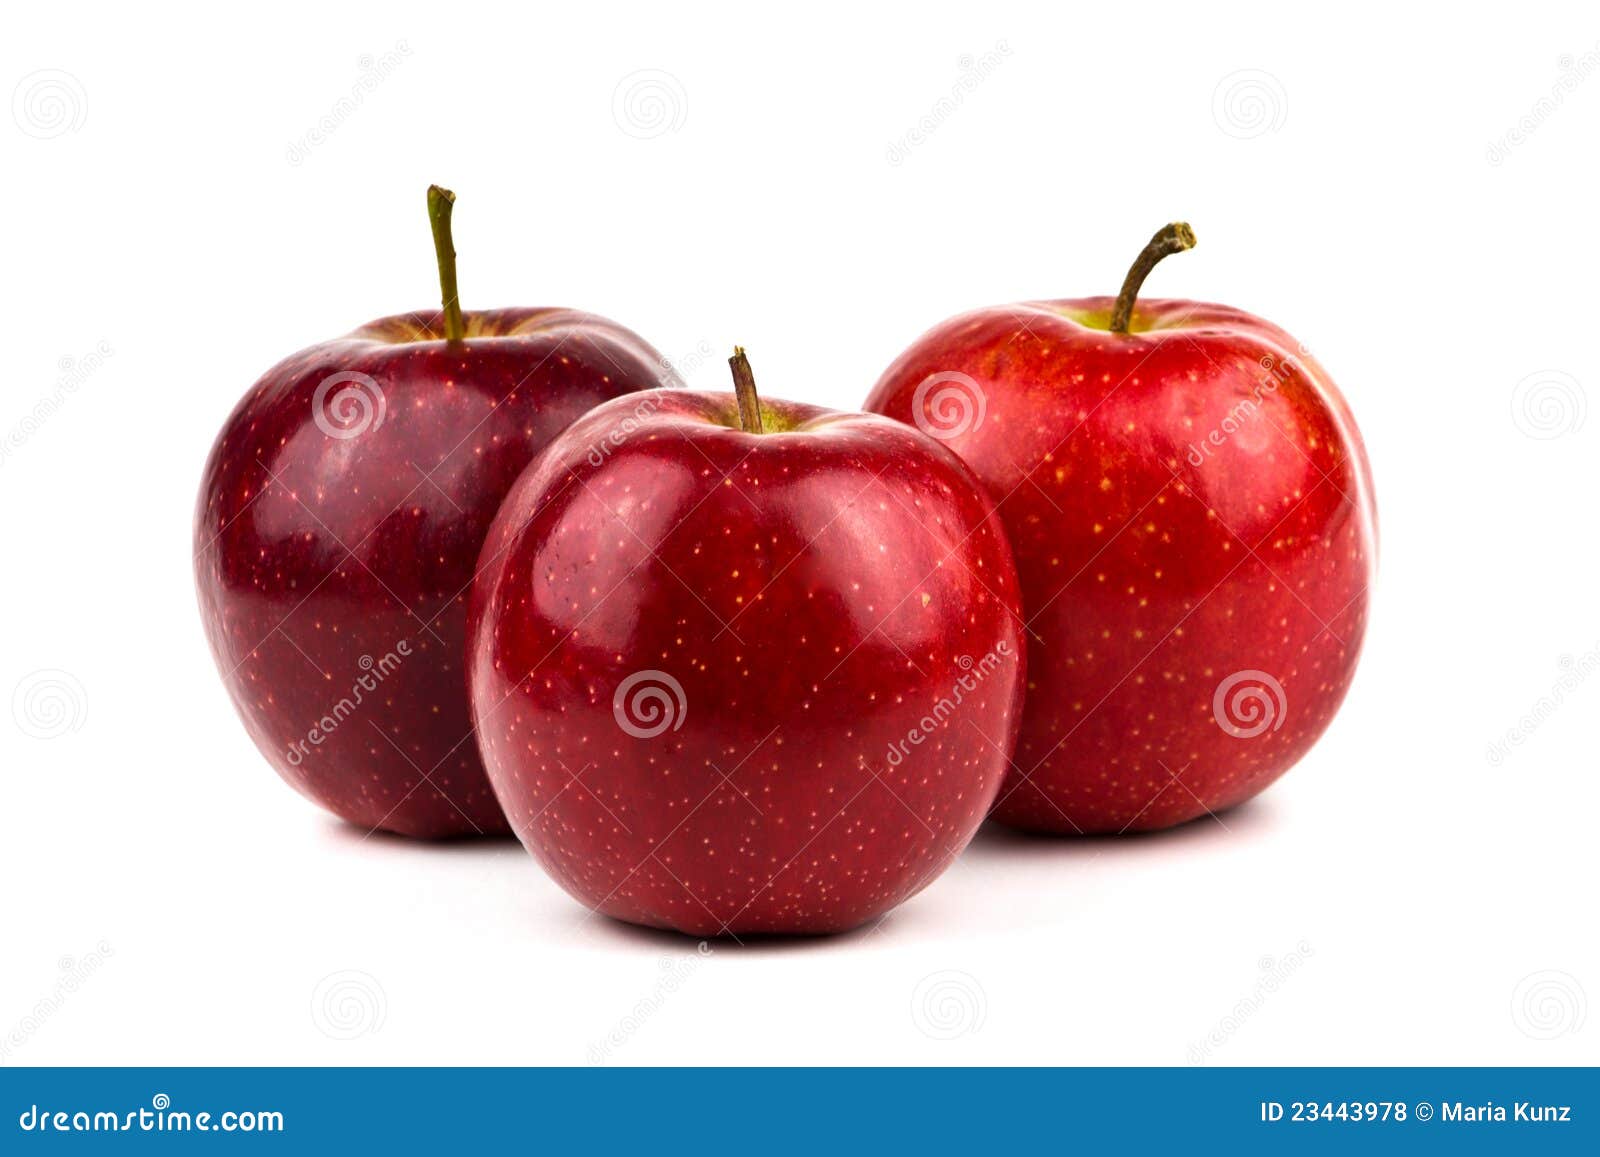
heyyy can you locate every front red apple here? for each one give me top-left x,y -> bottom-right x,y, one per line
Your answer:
468,353 -> 1025,935
866,225 -> 1376,834
194,188 -> 676,838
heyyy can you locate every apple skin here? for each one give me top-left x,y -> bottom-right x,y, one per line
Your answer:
864,296 -> 1375,833
467,388 -> 1025,935
195,308 -> 676,838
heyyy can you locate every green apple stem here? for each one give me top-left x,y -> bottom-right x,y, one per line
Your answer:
1109,222 -> 1196,335
427,184 -> 466,343
728,346 -> 765,434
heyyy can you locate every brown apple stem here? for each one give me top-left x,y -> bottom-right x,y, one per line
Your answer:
728,346 -> 765,434
1109,222 -> 1196,335
427,185 -> 466,343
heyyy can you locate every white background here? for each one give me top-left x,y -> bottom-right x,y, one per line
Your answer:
2,0 -> 1596,1066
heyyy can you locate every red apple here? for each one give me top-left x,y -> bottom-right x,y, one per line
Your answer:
195,186 -> 675,838
865,224 -> 1375,833
467,349 -> 1025,935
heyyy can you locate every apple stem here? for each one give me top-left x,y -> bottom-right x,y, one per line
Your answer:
1109,222 -> 1196,335
427,185 -> 466,343
728,346 -> 765,434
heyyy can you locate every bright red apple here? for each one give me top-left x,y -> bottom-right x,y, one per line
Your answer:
467,349 -> 1025,935
865,224 -> 1375,833
195,186 -> 676,838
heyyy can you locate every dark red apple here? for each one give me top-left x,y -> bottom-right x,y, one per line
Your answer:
467,349 -> 1025,935
195,186 -> 676,838
865,224 -> 1375,833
